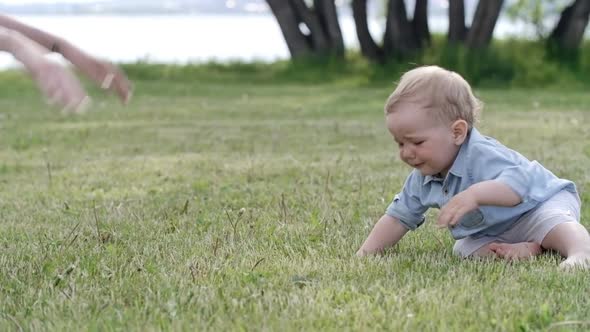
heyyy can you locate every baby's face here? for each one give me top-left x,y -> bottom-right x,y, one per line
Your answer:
386,102 -> 461,177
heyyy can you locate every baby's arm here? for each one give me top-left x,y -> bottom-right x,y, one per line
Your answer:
437,180 -> 521,227
466,180 -> 521,206
356,214 -> 409,256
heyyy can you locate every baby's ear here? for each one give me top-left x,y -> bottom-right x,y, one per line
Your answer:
451,120 -> 468,145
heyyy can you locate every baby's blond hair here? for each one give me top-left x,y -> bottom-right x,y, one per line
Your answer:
384,66 -> 482,128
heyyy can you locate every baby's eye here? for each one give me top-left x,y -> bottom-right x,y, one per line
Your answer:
397,142 -> 404,148
415,141 -> 425,146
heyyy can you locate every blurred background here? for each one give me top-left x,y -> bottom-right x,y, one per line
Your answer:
1,0 -> 584,68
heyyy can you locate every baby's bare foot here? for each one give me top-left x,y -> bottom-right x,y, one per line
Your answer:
560,253 -> 590,270
489,242 -> 542,261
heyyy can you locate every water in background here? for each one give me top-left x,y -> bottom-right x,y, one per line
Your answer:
0,14 -> 542,69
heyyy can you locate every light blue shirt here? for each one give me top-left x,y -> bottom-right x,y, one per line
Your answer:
386,128 -> 577,239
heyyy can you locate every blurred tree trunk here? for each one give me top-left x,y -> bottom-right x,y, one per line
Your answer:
383,0 -> 418,56
466,0 -> 504,48
549,0 -> 590,49
316,0 -> 345,53
448,0 -> 467,43
266,0 -> 344,58
269,0 -> 508,61
266,0 -> 310,57
352,0 -> 383,62
352,0 -> 429,62
413,0 -> 431,47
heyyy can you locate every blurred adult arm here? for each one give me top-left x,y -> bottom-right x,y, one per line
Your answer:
0,13 -> 132,104
0,26 -> 89,112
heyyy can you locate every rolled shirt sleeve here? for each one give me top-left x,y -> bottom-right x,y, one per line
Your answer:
468,139 -> 533,202
386,170 -> 428,230
467,136 -> 575,205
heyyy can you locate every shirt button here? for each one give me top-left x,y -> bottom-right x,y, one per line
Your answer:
443,188 -> 448,195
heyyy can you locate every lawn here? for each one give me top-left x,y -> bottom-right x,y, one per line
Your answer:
0,67 -> 589,331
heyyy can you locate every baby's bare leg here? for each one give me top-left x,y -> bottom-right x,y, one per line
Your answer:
541,222 -> 590,269
488,242 -> 542,260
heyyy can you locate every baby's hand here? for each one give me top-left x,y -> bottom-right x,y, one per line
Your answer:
436,190 -> 479,228
31,58 -> 90,113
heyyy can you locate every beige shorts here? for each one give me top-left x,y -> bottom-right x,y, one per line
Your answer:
453,190 -> 581,257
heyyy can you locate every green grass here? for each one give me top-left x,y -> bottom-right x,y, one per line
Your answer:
0,65 -> 589,331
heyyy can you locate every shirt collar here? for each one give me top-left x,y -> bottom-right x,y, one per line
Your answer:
422,127 -> 478,185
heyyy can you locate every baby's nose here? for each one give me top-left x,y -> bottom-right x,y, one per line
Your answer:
401,148 -> 414,160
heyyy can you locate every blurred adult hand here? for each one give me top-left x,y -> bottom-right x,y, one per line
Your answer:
30,57 -> 90,113
67,50 -> 132,104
